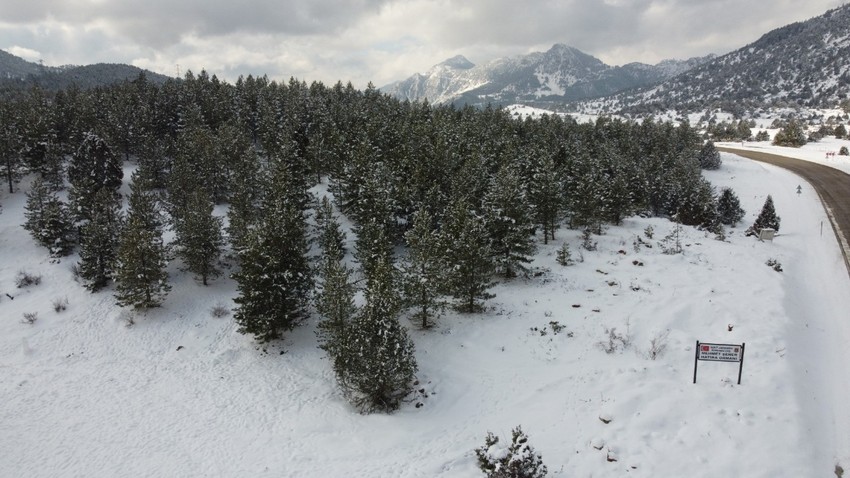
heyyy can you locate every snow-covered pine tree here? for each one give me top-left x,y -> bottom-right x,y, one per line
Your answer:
114,173 -> 171,309
227,147 -> 264,255
717,187 -> 745,226
315,196 -> 346,262
676,178 -> 721,233
475,426 -> 548,478
232,163 -> 312,343
749,195 -> 781,234
354,217 -> 394,284
78,189 -> 124,292
526,151 -> 562,244
484,163 -> 536,279
335,252 -> 417,413
441,197 -> 495,312
173,187 -> 224,285
0,100 -> 24,194
23,177 -> 75,257
315,237 -> 356,372
773,121 -> 807,147
402,208 -> 445,328
697,141 -> 722,170
68,133 -> 123,223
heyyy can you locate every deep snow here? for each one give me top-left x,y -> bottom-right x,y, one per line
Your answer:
2,150 -> 850,477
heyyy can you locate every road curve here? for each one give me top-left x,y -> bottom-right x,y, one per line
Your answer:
717,146 -> 850,278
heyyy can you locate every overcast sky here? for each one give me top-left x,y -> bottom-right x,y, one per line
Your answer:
1,0 -> 845,88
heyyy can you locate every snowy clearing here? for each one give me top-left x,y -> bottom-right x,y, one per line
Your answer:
2,151 -> 850,477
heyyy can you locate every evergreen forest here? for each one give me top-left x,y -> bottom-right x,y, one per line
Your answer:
1,71 -> 728,411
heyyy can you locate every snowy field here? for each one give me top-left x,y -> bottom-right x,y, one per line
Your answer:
2,151 -> 850,477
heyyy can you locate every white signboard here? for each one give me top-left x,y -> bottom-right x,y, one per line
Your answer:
697,343 -> 743,362
693,341 -> 746,384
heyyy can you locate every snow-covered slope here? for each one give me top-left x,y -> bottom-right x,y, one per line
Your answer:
2,149 -> 850,476
596,4 -> 850,113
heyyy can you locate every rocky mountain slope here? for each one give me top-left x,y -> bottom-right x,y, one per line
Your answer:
589,4 -> 850,114
382,44 -> 713,107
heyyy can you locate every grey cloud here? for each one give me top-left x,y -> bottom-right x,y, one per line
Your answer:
1,0 -> 391,48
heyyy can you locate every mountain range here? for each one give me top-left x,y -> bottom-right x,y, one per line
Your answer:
384,4 -> 850,113
381,44 -> 714,108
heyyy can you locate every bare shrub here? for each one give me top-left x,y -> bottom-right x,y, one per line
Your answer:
21,312 -> 38,325
210,302 -> 231,318
52,297 -> 69,313
16,270 -> 42,288
766,258 -> 783,272
581,228 -> 597,251
70,262 -> 82,283
598,326 -> 631,354
646,330 -> 670,360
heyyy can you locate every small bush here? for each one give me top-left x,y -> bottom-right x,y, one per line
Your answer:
766,258 -> 783,272
53,297 -> 69,313
644,225 -> 654,239
210,302 -> 231,318
598,327 -> 631,354
70,263 -> 82,283
839,146 -> 849,156
660,223 -> 683,255
555,242 -> 573,266
646,330 -> 670,360
475,426 -> 548,478
21,312 -> 38,325
16,270 -> 42,288
580,229 -> 597,251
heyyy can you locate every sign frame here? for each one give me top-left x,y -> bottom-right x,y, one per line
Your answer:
693,341 -> 746,384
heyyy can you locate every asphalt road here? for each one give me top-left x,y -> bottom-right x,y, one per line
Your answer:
717,146 -> 850,277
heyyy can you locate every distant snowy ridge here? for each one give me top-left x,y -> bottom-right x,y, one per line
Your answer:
381,44 -> 714,107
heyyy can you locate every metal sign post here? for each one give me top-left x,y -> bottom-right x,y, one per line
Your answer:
693,341 -> 746,384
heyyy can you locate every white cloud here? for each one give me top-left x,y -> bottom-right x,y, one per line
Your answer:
5,45 -> 41,61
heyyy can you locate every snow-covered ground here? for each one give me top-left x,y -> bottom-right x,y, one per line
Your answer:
2,151 -> 850,477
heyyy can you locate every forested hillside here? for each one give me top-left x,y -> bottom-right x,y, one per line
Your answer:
1,72 -> 725,411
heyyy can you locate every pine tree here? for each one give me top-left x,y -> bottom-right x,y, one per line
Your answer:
0,101 -> 24,194
402,208 -> 445,328
23,177 -> 75,257
68,133 -> 123,223
315,196 -> 346,262
772,121 -> 807,147
232,163 -> 312,343
78,189 -> 123,291
174,188 -> 224,285
442,198 -> 495,312
114,174 -> 170,309
335,253 -> 417,413
315,238 -> 356,371
475,426 -> 548,478
354,218 -> 394,284
697,141 -> 722,170
484,164 -> 537,278
717,187 -> 745,226
227,147 -> 264,254
749,195 -> 781,234
526,151 -> 562,244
